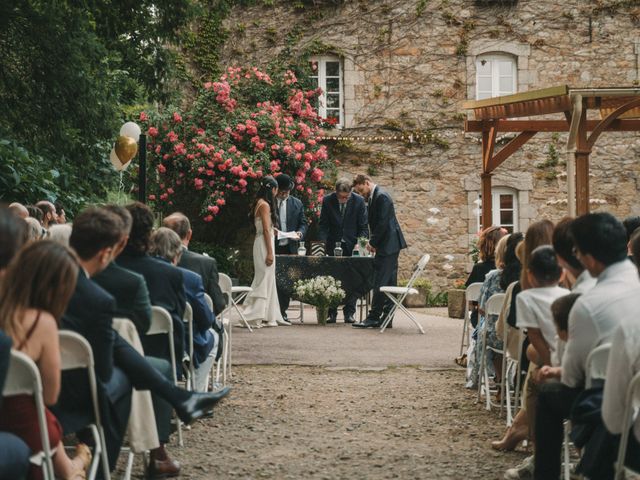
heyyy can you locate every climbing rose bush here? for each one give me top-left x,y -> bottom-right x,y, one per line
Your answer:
139,66 -> 335,222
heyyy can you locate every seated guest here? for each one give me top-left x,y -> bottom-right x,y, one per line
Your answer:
25,217 -> 45,241
163,212 -> 226,316
35,201 -> 57,230
623,215 -> 640,261
60,207 -> 230,474
597,232 -> 640,475
150,228 -> 217,393
0,208 -> 27,272
469,233 -> 510,388
532,212 -> 640,480
0,241 -> 92,480
48,224 -> 73,247
552,217 -> 596,294
93,206 -> 179,478
93,206 -> 151,335
8,202 -> 28,219
536,293 -> 582,383
117,202 -> 187,376
0,330 -> 31,480
25,205 -> 43,224
55,200 -> 67,224
516,246 -> 569,369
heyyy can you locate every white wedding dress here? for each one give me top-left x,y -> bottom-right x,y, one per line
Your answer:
242,217 -> 283,327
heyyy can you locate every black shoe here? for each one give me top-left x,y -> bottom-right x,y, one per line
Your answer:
281,313 -> 288,323
353,318 -> 380,329
174,387 -> 231,425
326,313 -> 337,324
344,315 -> 356,324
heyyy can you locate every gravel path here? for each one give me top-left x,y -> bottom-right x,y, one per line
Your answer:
117,309 -> 530,478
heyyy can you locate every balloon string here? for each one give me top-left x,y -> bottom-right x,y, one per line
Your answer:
118,171 -> 125,204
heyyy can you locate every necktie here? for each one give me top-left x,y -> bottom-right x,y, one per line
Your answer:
339,202 -> 345,217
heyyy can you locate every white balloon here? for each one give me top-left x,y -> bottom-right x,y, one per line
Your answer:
110,148 -> 125,171
120,122 -> 142,142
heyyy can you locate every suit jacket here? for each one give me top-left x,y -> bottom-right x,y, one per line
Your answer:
318,192 -> 369,255
177,266 -> 215,368
117,248 -> 186,373
93,261 -> 152,335
276,195 -> 308,254
367,186 -> 407,256
179,248 -> 226,316
57,272 -> 132,470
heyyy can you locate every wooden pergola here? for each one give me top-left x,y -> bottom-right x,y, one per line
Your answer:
463,85 -> 640,229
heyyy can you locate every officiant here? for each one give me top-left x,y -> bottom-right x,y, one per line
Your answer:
275,174 -> 308,321
318,178 -> 369,323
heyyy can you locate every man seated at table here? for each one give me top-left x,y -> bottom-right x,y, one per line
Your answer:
318,178 -> 368,323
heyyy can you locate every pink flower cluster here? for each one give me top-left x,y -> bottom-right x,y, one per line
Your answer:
138,65 -> 335,221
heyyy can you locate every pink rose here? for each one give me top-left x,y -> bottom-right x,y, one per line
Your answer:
148,127 -> 159,137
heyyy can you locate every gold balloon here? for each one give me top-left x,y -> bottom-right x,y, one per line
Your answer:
115,135 -> 138,163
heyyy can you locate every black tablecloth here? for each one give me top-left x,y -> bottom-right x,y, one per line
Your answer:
276,255 -> 375,298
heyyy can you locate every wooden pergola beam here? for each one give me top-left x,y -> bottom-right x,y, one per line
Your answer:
486,131 -> 537,173
465,119 -> 640,133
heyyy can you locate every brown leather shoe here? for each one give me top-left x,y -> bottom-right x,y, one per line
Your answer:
148,445 -> 181,479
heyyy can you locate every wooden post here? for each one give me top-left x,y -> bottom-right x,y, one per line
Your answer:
481,172 -> 493,229
574,105 -> 590,215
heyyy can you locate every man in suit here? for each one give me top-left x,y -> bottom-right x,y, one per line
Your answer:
92,206 -> 181,478
351,174 -> 407,328
59,207 -> 230,476
117,202 -> 187,377
163,212 -> 226,316
318,178 -> 369,323
275,174 -> 308,322
150,227 -> 217,393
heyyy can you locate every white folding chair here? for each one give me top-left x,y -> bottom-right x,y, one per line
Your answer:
147,306 -> 183,447
559,343 -> 612,479
204,293 -> 228,389
58,331 -> 110,480
3,350 -> 56,480
219,273 -> 254,331
379,254 -> 430,334
459,282 -> 483,356
182,303 -> 196,391
213,286 -> 232,385
501,323 -> 524,426
614,371 -> 640,480
477,292 -> 506,409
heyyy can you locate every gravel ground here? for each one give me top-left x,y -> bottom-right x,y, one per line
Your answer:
119,365 -> 529,479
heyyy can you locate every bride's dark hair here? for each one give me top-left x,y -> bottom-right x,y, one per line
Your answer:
250,175 -> 278,226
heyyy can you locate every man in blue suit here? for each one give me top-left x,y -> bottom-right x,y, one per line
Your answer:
318,178 -> 369,323
351,174 -> 407,329
275,174 -> 308,322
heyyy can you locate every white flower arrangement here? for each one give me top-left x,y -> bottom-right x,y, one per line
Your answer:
294,275 -> 345,308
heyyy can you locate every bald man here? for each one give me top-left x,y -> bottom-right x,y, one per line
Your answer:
8,202 -> 28,219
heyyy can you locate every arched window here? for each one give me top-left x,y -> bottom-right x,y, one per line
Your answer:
475,53 -> 517,100
476,187 -> 519,233
310,55 -> 343,128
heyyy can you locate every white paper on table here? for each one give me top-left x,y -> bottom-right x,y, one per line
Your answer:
277,230 -> 300,240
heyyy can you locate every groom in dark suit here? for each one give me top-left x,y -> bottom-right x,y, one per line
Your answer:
318,178 -> 369,323
275,174 -> 308,322
351,174 -> 407,328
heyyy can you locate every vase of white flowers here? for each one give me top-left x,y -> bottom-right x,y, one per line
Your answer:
294,276 -> 346,325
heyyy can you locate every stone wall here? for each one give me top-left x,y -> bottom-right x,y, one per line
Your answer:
218,0 -> 640,291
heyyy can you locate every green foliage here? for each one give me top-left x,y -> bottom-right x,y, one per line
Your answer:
427,291 -> 448,307
0,0 -> 194,211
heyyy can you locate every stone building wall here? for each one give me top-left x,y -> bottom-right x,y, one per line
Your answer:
218,0 -> 640,291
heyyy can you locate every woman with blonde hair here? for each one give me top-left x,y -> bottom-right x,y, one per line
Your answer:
0,241 -> 91,479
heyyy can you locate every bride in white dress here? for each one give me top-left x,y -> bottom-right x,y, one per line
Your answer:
243,176 -> 290,327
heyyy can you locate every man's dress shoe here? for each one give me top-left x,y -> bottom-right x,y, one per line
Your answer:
148,453 -> 180,479
174,387 -> 231,425
326,314 -> 337,324
352,318 -> 380,329
344,315 -> 356,324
